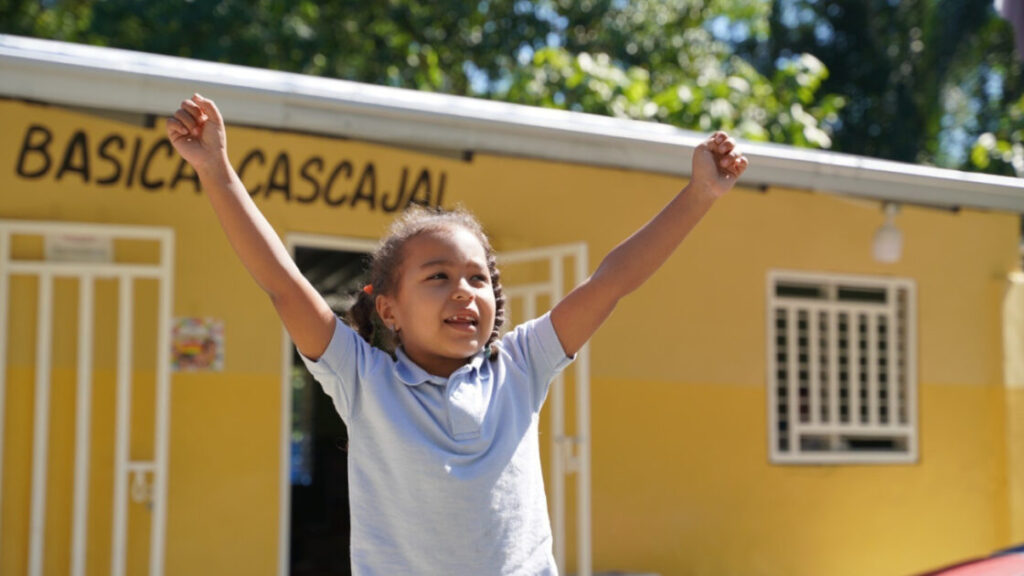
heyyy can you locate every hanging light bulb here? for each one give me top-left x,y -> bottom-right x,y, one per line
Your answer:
873,203 -> 902,263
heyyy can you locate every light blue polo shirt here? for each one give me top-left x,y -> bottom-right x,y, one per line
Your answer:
299,311 -> 574,576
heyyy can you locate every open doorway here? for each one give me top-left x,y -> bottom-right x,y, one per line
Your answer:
285,238 -> 374,576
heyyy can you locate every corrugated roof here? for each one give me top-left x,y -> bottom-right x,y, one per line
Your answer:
2,34 -> 1024,213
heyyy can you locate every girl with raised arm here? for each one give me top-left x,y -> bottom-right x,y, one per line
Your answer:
168,93 -> 747,575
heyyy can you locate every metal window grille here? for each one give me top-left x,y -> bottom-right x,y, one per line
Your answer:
767,271 -> 917,464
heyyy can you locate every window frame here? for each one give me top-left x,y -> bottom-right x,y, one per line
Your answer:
766,270 -> 918,465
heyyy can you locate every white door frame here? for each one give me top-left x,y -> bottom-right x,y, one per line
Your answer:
499,243 -> 591,576
0,220 -> 174,576
276,235 -> 592,576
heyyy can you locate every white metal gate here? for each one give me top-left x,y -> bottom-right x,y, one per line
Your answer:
0,220 -> 174,576
499,244 -> 591,576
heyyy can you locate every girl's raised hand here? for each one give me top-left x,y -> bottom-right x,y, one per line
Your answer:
166,94 -> 228,173
691,131 -> 748,198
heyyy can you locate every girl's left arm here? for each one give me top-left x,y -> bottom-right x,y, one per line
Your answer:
550,131 -> 748,356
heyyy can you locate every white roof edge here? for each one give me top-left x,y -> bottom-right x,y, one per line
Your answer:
3,34 -> 1024,213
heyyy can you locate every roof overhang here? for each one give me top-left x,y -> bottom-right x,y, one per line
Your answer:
2,34 -> 1024,213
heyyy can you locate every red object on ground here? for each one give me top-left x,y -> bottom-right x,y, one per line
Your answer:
916,552 -> 1024,576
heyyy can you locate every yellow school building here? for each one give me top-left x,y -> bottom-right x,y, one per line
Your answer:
2,35 -> 1024,576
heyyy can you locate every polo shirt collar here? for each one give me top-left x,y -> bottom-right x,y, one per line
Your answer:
394,346 -> 487,386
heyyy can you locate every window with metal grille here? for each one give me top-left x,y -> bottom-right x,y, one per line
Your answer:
767,271 -> 917,464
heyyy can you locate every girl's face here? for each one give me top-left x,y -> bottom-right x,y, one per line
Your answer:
376,226 -> 496,377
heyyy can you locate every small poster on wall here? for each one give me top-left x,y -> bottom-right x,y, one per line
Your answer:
171,317 -> 224,372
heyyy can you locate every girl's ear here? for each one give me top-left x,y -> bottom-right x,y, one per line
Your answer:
375,294 -> 398,332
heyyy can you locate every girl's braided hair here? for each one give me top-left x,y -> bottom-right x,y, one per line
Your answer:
347,206 -> 506,359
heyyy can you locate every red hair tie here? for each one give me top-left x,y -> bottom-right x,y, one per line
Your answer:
362,284 -> 374,295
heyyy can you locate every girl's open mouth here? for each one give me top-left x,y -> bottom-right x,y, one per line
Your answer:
444,313 -> 478,329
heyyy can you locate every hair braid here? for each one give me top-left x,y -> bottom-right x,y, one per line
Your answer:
486,252 -> 505,358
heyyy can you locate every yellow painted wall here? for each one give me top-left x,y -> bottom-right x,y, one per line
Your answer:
0,98 -> 1019,576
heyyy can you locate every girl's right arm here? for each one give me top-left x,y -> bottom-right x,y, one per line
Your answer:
167,94 -> 336,361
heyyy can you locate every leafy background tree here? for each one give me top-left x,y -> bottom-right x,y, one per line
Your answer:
502,0 -> 843,147
0,0 -> 1020,176
744,0 -> 1022,174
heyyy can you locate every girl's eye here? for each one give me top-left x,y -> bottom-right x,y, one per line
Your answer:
471,274 -> 489,284
428,272 -> 448,280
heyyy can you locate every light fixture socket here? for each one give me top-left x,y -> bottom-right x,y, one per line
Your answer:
873,203 -> 902,263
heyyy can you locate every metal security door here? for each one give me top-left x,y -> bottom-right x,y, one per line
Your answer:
0,220 -> 174,576
498,244 -> 591,576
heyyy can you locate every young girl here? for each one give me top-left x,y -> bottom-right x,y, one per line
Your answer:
167,93 -> 747,575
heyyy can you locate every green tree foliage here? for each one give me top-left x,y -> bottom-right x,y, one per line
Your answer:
960,13 -> 1024,177
0,0 -> 561,94
747,0 -> 1023,175
501,0 -> 844,146
970,97 -> 1023,177
0,0 -> 841,150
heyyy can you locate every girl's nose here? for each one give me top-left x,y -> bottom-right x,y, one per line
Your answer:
452,278 -> 473,300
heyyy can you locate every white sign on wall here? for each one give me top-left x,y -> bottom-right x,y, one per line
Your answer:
45,233 -> 113,262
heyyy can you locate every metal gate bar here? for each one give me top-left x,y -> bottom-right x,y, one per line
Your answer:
28,273 -> 53,576
71,275 -> 94,576
112,275 -> 134,576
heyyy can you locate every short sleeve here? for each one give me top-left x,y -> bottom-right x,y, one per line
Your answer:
297,315 -> 388,422
499,311 -> 576,411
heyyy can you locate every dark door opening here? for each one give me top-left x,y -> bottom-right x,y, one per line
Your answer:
289,245 -> 370,576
